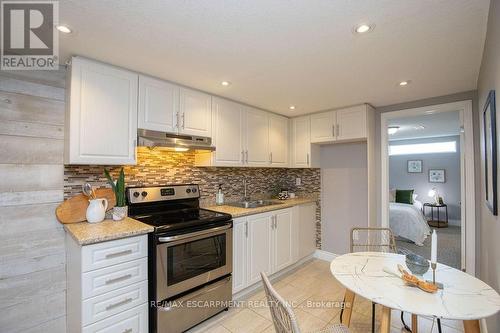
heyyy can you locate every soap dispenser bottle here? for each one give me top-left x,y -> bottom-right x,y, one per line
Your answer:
216,184 -> 224,205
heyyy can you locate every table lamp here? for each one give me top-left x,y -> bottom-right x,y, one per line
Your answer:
428,188 -> 440,205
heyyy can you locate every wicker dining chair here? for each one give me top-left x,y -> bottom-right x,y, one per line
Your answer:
349,227 -> 397,253
261,272 -> 349,333
341,227 -> 397,333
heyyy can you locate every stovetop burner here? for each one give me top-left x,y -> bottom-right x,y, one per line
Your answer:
126,184 -> 232,234
132,207 -> 231,232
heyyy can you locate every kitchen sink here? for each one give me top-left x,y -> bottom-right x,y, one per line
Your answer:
226,200 -> 283,209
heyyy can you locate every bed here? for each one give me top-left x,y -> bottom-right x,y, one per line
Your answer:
389,199 -> 431,246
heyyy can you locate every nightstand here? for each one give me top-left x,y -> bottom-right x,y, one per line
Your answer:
423,203 -> 448,228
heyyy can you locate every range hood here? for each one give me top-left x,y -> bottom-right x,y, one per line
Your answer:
137,129 -> 215,151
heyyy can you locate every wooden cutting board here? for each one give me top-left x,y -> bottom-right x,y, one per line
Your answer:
56,188 -> 116,224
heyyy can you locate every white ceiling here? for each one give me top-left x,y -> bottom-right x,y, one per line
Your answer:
58,0 -> 490,116
388,111 -> 461,141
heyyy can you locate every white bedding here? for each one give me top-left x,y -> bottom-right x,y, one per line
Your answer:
389,202 -> 430,246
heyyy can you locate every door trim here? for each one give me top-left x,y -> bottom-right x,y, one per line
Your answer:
380,100 -> 475,275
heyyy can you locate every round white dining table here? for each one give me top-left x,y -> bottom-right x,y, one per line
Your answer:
330,252 -> 500,333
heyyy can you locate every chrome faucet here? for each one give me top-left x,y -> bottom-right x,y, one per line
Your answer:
242,177 -> 249,201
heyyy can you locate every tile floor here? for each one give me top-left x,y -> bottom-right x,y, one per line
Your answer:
188,259 -> 465,333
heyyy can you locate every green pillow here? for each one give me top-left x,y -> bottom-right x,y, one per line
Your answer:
395,189 -> 414,204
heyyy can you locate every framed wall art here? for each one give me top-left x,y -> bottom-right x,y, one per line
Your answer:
483,90 -> 497,215
429,169 -> 445,183
407,160 -> 423,173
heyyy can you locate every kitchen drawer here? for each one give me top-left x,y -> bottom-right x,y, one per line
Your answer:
83,303 -> 148,333
82,281 -> 148,326
82,258 -> 148,299
82,235 -> 147,272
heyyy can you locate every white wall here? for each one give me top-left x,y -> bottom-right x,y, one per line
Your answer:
477,0 -> 500,331
320,142 -> 368,254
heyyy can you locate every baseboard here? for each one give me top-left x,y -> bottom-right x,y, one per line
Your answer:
313,249 -> 338,262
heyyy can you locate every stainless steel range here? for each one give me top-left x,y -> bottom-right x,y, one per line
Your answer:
127,184 -> 233,333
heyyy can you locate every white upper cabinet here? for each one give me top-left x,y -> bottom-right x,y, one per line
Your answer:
310,111 -> 335,143
336,105 -> 367,141
210,97 -> 244,166
138,75 -> 178,133
244,107 -> 269,166
195,99 -> 290,168
65,57 -> 138,165
292,116 -> 311,167
179,87 -> 212,137
139,78 -> 212,137
269,114 -> 289,167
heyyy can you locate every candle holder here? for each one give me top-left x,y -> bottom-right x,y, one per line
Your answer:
431,262 -> 437,285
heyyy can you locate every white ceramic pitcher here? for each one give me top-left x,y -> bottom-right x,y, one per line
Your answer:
86,198 -> 108,223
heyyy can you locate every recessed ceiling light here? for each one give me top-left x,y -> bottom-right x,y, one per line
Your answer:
56,25 -> 72,33
387,126 -> 399,135
354,23 -> 374,34
289,105 -> 296,110
221,81 -> 231,86
399,80 -> 410,86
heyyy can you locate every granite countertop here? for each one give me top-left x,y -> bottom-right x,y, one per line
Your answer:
203,197 -> 318,218
64,217 -> 154,245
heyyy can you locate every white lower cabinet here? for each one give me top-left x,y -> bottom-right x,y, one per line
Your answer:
232,217 -> 248,293
67,234 -> 149,332
232,204 -> 315,294
247,212 -> 274,285
297,203 -> 317,259
273,209 -> 293,272
82,303 -> 148,333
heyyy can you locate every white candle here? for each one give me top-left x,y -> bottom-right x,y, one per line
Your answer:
431,230 -> 437,263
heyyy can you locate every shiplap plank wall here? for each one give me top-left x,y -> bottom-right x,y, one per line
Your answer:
0,69 -> 66,333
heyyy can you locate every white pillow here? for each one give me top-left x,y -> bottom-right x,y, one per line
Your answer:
413,193 -> 418,201
389,189 -> 396,203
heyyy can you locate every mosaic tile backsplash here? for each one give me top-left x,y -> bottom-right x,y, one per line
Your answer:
64,148 -> 322,247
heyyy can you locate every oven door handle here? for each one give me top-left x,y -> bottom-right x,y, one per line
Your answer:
158,223 -> 232,243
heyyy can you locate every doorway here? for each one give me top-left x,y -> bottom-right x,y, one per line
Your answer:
381,100 -> 475,274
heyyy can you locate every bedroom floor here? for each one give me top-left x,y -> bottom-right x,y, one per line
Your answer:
396,225 -> 461,269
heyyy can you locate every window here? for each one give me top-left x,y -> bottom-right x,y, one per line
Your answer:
389,141 -> 456,156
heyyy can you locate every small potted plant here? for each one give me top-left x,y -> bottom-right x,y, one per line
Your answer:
104,168 -> 127,221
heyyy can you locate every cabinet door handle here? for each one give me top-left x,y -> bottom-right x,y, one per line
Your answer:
105,297 -> 133,311
245,150 -> 249,163
181,112 -> 185,129
122,329 -> 132,333
105,249 -> 132,259
306,153 -> 310,166
176,112 -> 180,129
241,150 -> 245,163
332,124 -> 335,137
105,274 -> 132,285
336,124 -> 340,136
245,222 -> 248,237
269,152 -> 272,164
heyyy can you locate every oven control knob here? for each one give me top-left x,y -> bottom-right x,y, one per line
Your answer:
133,191 -> 140,198
192,188 -> 197,193
186,188 -> 191,193
141,191 -> 148,197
